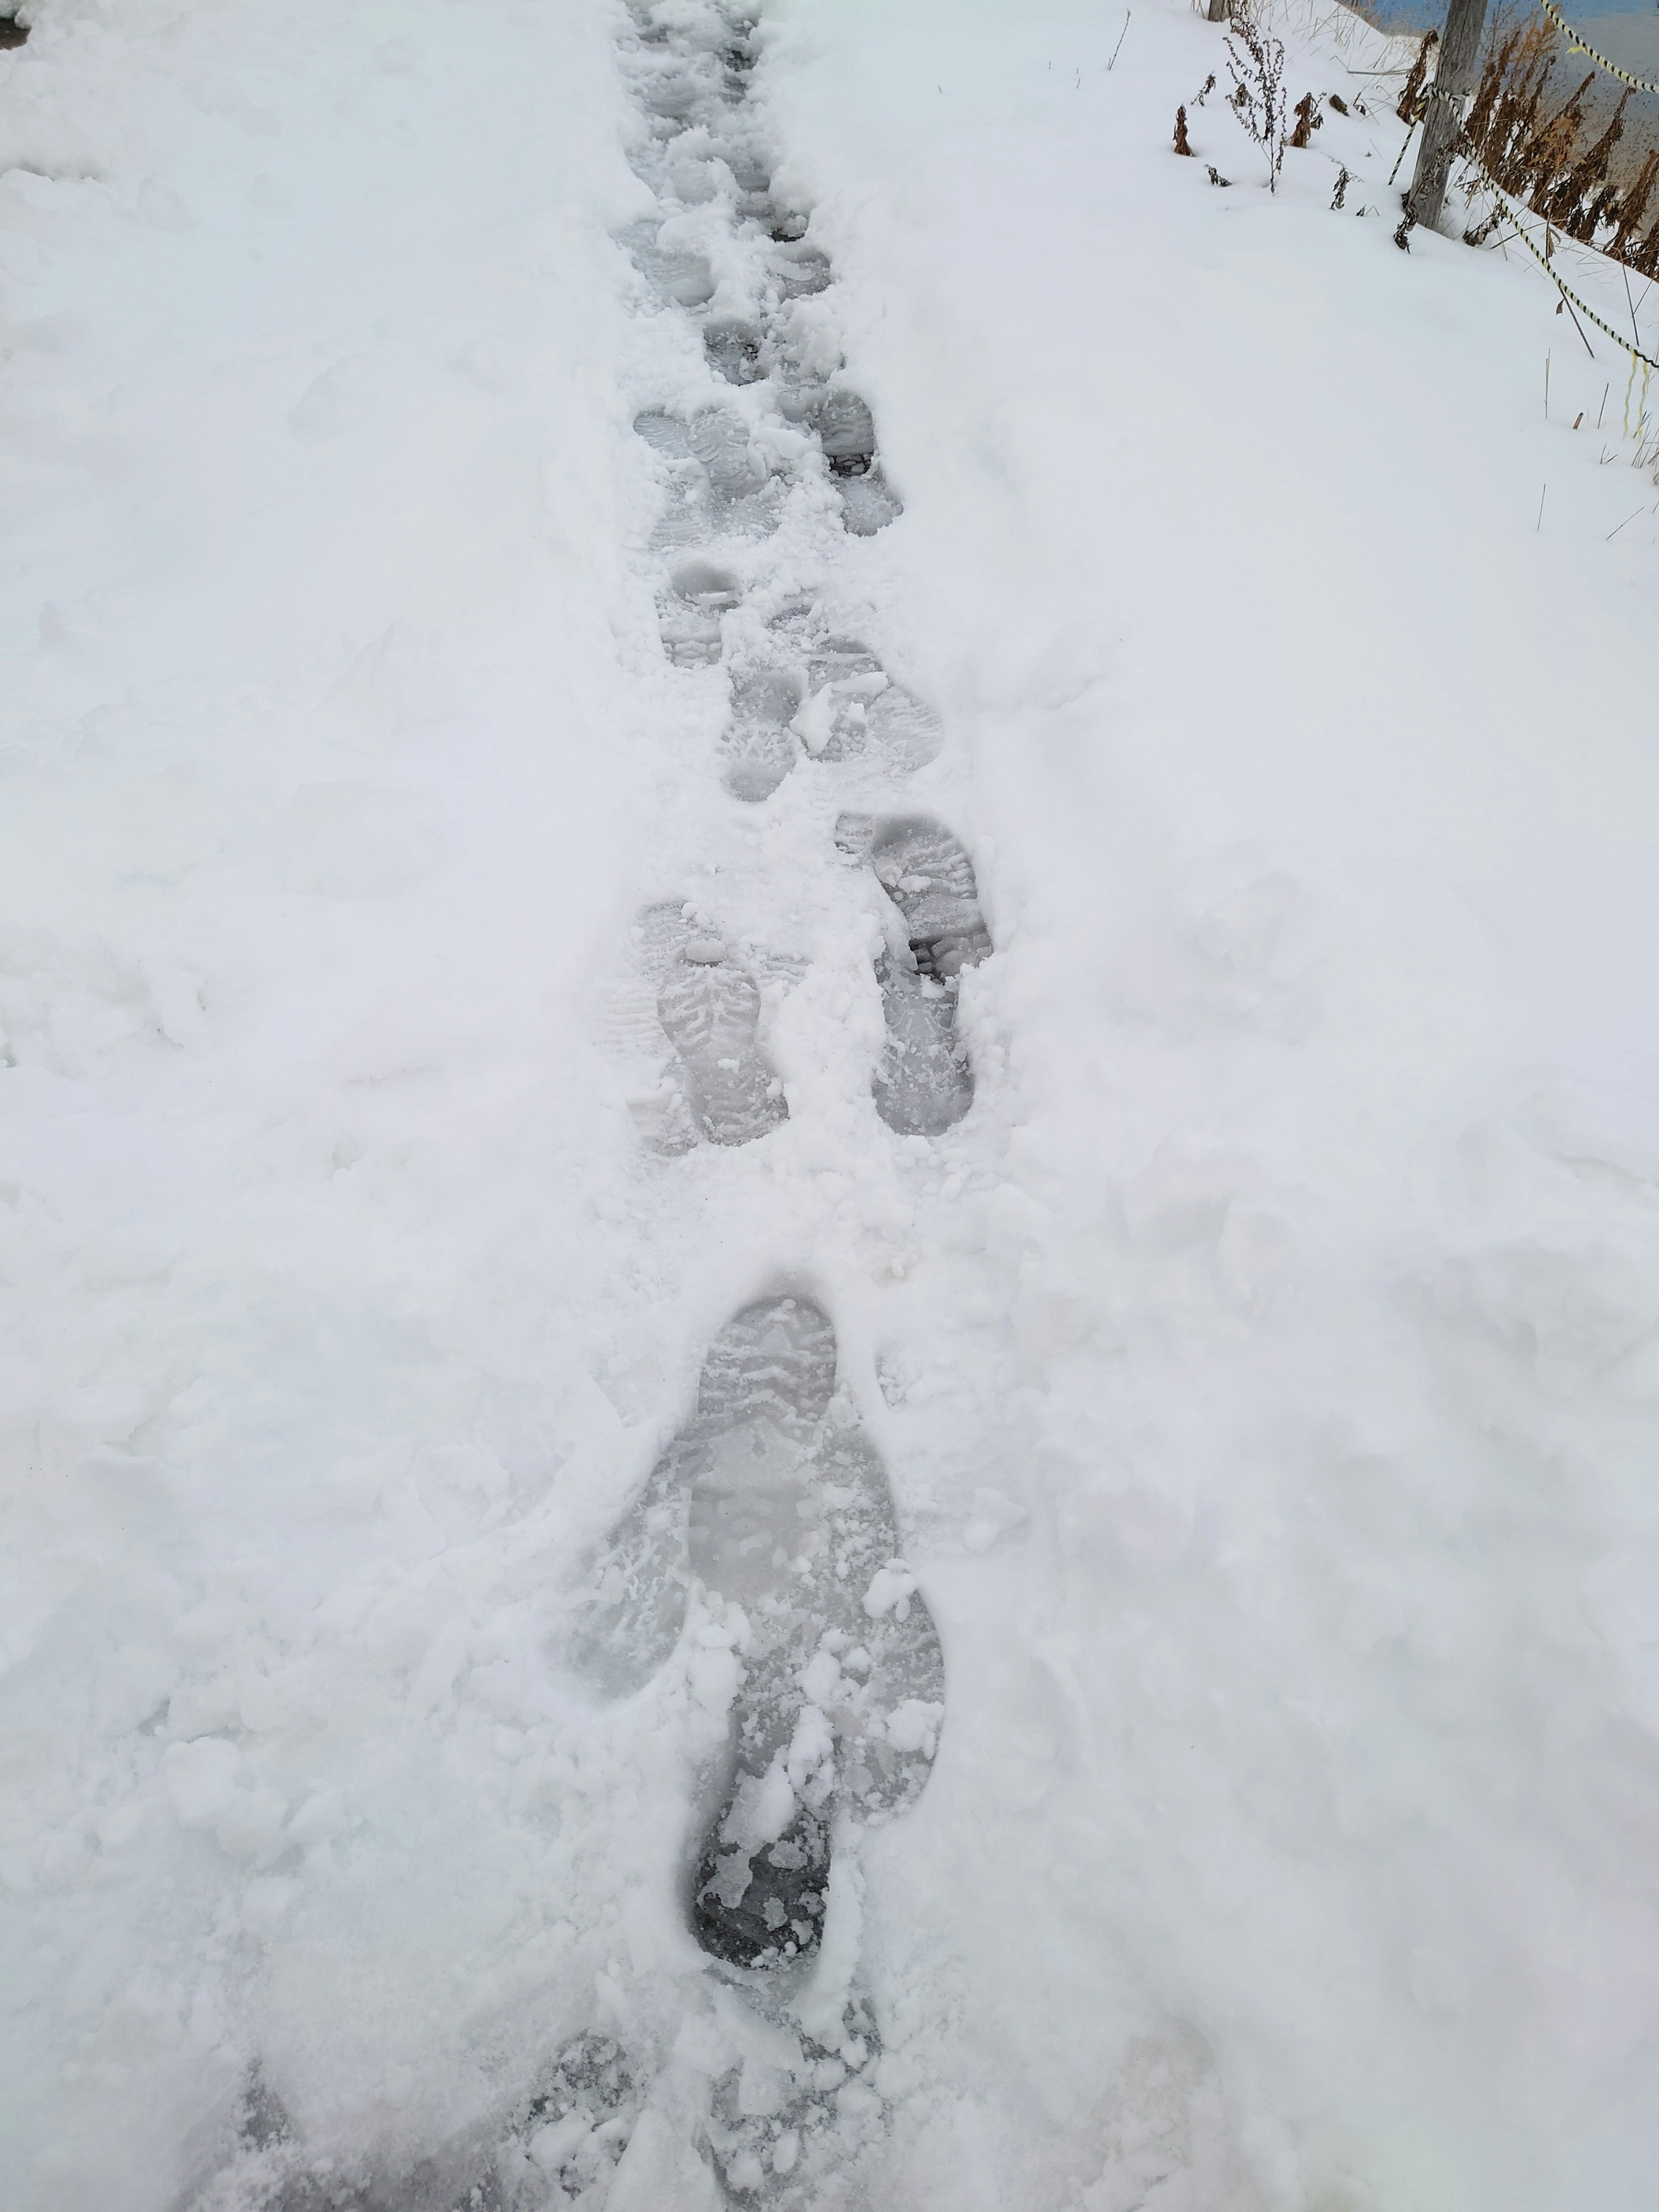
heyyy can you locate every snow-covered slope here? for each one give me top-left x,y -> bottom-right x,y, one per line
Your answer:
4,0 -> 1659,2207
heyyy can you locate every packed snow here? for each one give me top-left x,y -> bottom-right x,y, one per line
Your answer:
4,0 -> 1659,2206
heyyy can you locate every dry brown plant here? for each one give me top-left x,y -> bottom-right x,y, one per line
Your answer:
1461,16 -> 1659,275
1398,30 -> 1438,125
1289,91 -> 1323,148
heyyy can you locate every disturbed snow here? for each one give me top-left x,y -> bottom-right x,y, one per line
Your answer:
5,0 -> 1659,2208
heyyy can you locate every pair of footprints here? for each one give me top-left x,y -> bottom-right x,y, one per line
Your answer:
639,385 -> 899,571
657,569 -> 943,801
573,1295 -> 944,1976
696,326 -> 904,565
639,391 -> 869,624
625,222 -> 831,315
652,815 -> 992,1148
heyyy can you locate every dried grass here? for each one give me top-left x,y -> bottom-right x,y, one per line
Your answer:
1226,0 -> 1290,188
1398,28 -> 1438,125
1460,13 -> 1659,274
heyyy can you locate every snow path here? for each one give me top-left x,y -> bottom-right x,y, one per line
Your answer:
4,0 -> 988,2206
4,0 -> 1659,2206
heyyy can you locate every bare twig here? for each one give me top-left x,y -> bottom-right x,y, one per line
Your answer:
1560,288 -> 1596,358
1107,11 -> 1131,70
1225,0 -> 1289,191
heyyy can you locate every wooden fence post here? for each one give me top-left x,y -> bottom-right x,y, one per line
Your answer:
1406,0 -> 1490,232
1206,0 -> 1229,22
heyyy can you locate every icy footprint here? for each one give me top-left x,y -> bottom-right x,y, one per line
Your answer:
636,406 -> 781,548
838,816 -> 991,1138
721,669 -> 804,801
806,390 -> 903,537
687,407 -> 770,500
723,636 -> 941,799
785,633 -> 943,773
771,242 -> 832,299
571,1297 -> 945,1973
187,2069 -> 366,2212
633,407 -> 693,461
706,318 -> 766,386
700,1986 -> 890,2208
632,60 -> 715,124
836,470 -> 903,537
809,391 -> 876,479
661,561 -> 742,667
708,140 -> 775,223
493,2034 -> 643,2206
620,219 -> 716,308
601,907 -> 800,1158
196,2036 -> 645,2210
657,936 -> 788,1147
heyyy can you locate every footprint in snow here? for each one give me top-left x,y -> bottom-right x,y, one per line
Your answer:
787,628 -> 943,772
191,2068 -> 383,2211
802,389 -> 904,536
687,405 -> 771,497
620,218 -> 717,308
200,2035 -> 645,2210
718,626 -> 941,801
837,814 -> 992,1137
834,467 -> 903,538
569,1294 -> 945,1974
705,318 -> 767,386
808,390 -> 874,478
633,406 -> 693,462
656,932 -> 789,1147
493,2033 -> 644,2205
633,60 -> 714,123
660,558 -> 743,667
697,1979 -> 889,2206
634,406 -> 782,547
600,905 -> 800,1157
771,241 -> 832,299
720,667 -> 805,801
708,139 -> 776,222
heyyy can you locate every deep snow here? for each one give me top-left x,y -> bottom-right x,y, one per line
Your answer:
4,0 -> 1659,2207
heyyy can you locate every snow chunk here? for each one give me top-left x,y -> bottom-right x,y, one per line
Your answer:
161,1738 -> 239,1830
861,1563 -> 917,1620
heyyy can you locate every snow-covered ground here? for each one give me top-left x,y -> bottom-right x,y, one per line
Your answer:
5,0 -> 1659,2206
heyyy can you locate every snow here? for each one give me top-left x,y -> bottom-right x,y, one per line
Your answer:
3,0 -> 1659,2205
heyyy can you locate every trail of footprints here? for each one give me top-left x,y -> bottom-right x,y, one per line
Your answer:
209,5 -> 991,2205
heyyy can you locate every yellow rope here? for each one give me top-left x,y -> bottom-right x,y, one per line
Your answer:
1539,0 -> 1659,99
1622,350 -> 1653,440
